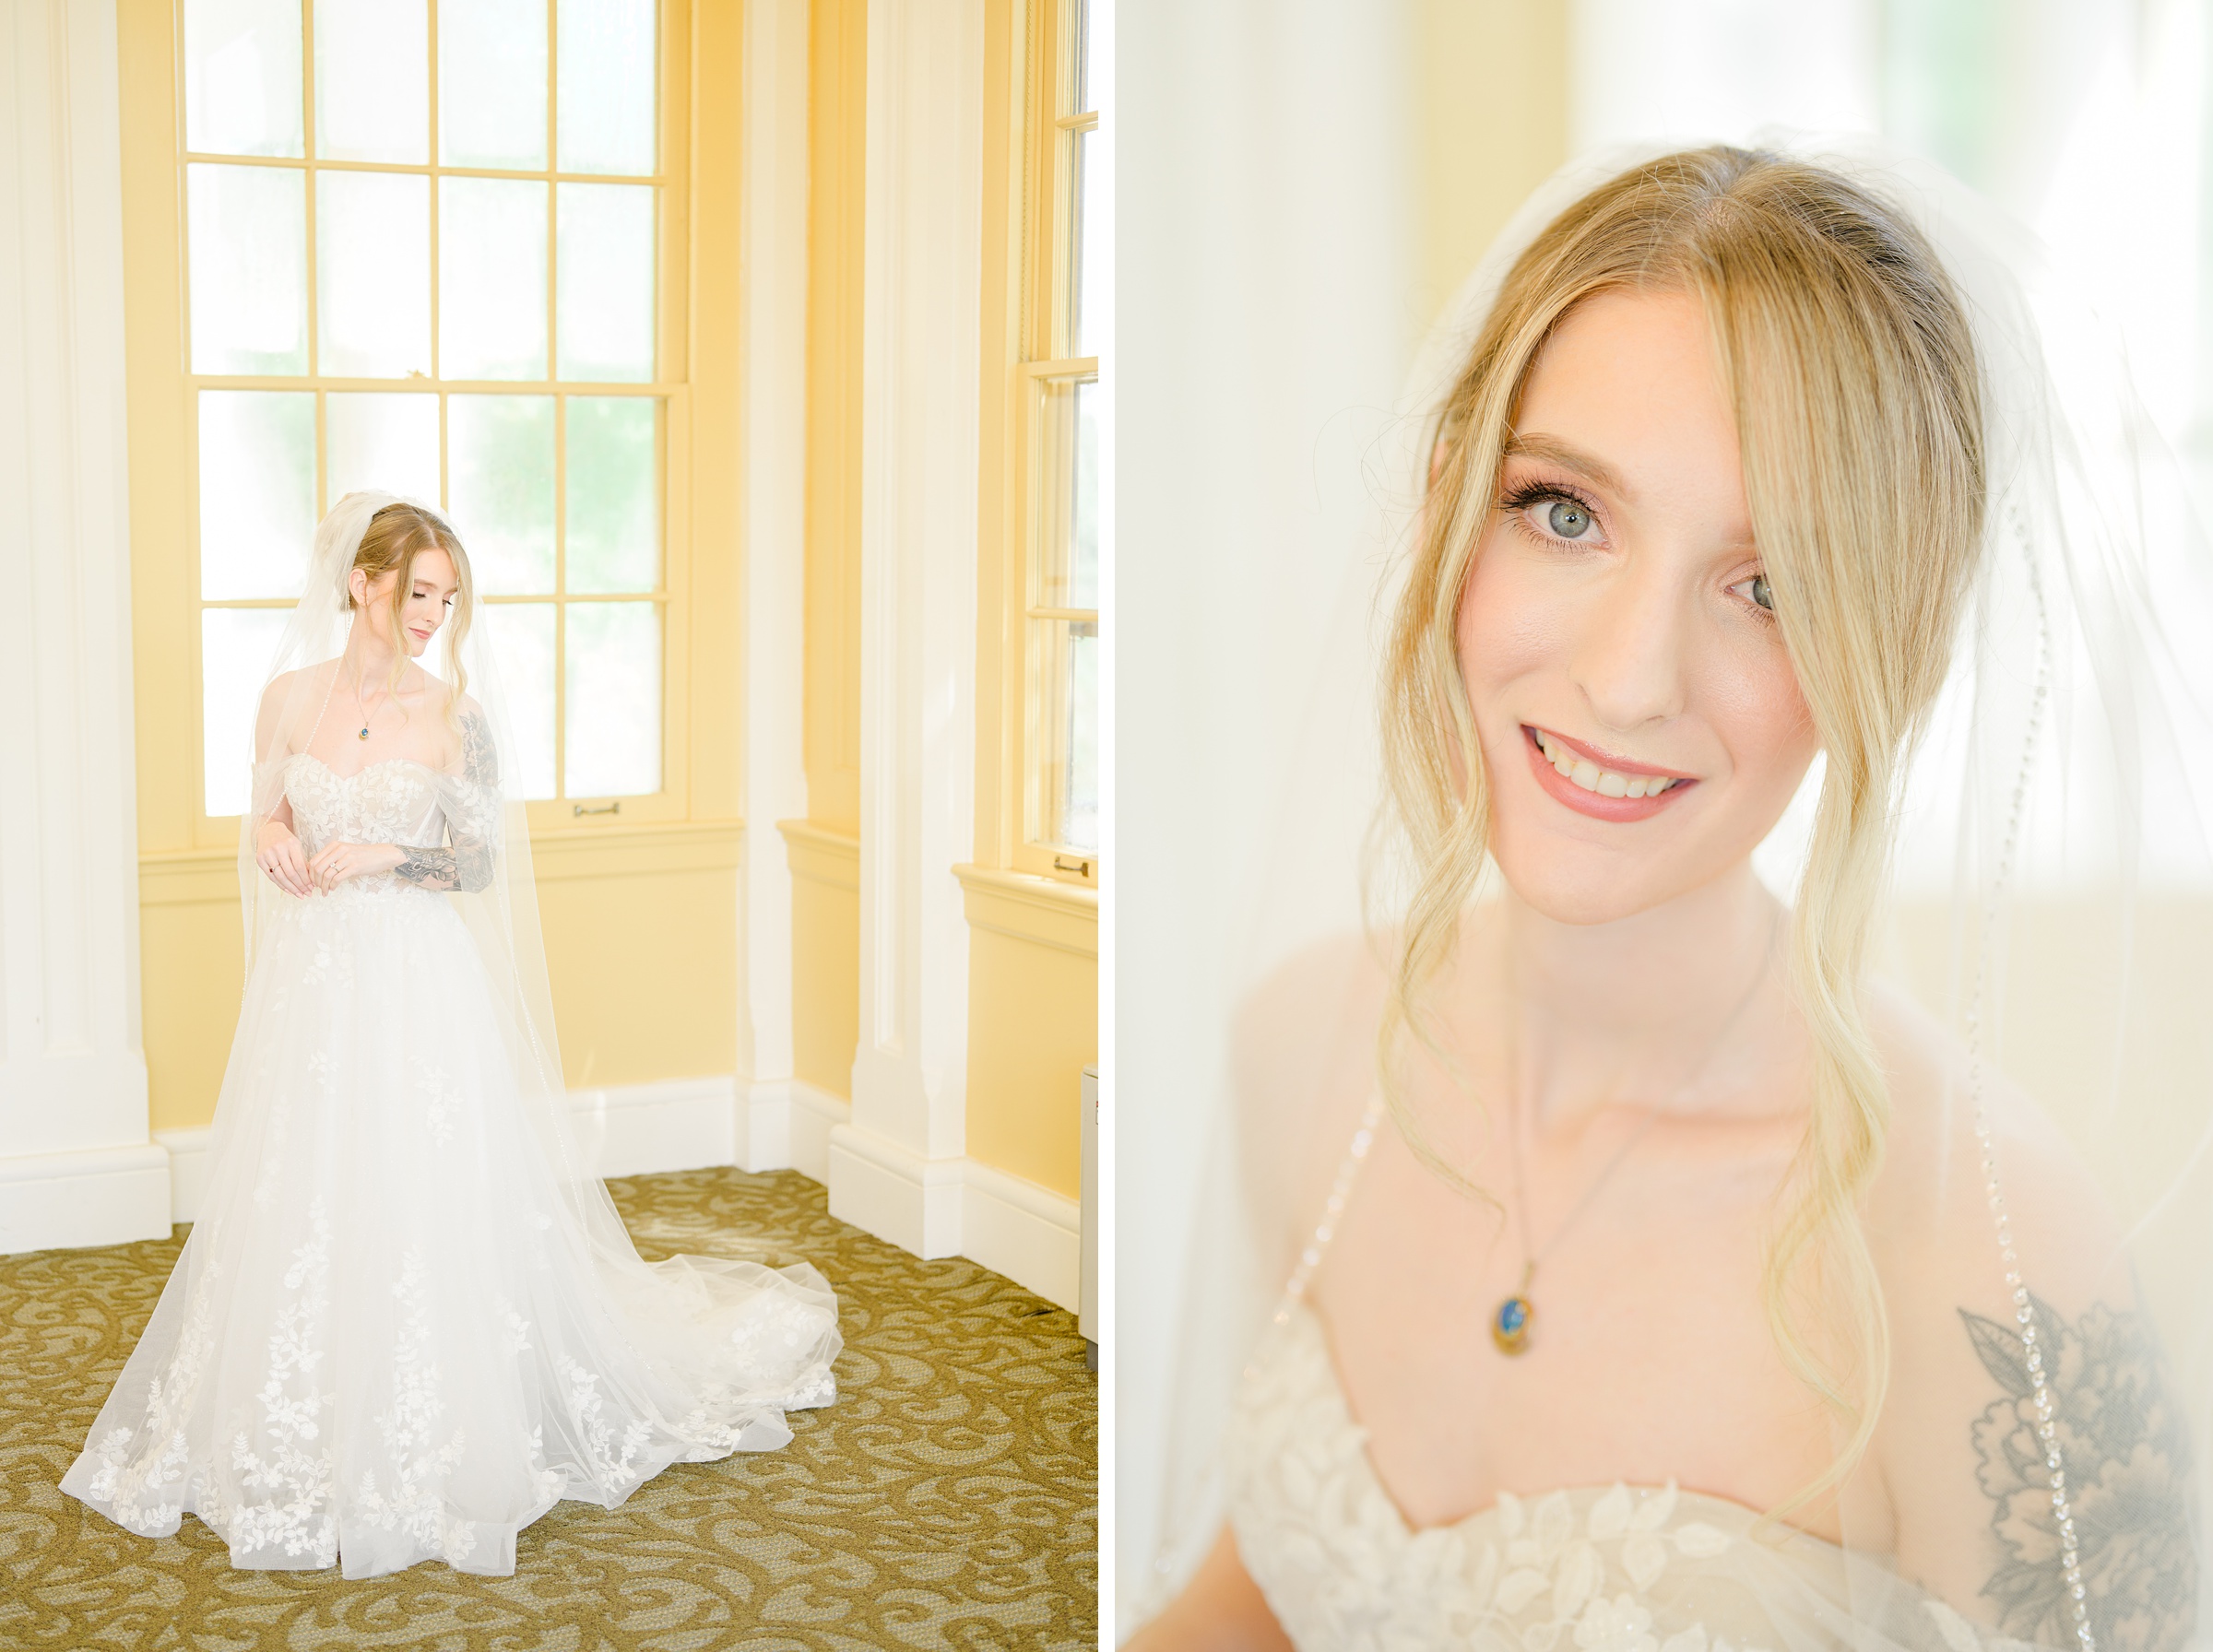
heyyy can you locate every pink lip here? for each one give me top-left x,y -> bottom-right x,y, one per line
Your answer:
1521,725 -> 1698,822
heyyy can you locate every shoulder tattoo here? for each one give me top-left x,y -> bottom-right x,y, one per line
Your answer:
1960,1293 -> 2195,1650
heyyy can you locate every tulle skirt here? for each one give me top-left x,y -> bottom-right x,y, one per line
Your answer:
60,882 -> 841,1578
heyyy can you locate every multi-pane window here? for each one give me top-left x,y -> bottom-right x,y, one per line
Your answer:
183,0 -> 667,818
1020,0 -> 1102,879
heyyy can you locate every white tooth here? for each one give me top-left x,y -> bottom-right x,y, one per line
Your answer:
1570,760 -> 1601,792
1554,754 -> 1576,776
1649,777 -> 1673,794
1596,772 -> 1629,798
1625,776 -> 1649,799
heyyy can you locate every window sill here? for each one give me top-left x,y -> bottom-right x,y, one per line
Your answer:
953,862 -> 1098,959
138,818 -> 744,904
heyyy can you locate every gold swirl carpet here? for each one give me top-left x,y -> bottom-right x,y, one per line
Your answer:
0,1166 -> 1096,1649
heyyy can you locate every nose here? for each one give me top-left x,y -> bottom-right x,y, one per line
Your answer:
1568,547 -> 1688,735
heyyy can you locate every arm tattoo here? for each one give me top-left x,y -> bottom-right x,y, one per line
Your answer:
1961,1294 -> 2196,1651
389,707 -> 501,893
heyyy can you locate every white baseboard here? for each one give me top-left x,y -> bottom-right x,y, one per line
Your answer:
826,1121 -> 964,1258
153,1127 -> 212,1223
573,1075 -> 739,1179
787,1081 -> 849,1182
963,1157 -> 1082,1312
0,1142 -> 173,1254
147,1077 -> 1081,1313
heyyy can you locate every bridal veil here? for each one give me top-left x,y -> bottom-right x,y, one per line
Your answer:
1127,139 -> 2213,1649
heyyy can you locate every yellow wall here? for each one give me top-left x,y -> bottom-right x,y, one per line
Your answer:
118,0 -> 745,1129
1412,0 -> 1572,323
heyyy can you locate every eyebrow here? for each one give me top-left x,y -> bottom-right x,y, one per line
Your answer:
1501,432 -> 1634,504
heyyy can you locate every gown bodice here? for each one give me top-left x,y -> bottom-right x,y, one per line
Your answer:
285,753 -> 453,852
1220,1103 -> 2020,1652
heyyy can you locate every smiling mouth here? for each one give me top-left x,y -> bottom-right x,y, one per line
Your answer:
1522,725 -> 1698,819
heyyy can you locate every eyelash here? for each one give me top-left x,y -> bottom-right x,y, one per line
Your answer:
1495,475 -> 1775,623
1498,477 -> 1606,549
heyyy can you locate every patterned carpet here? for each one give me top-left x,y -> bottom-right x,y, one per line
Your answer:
0,1167 -> 1096,1650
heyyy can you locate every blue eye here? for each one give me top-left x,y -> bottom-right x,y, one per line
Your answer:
1545,500 -> 1592,539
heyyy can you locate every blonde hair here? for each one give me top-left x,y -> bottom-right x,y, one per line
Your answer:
1379,147 -> 1985,1502
348,500 -> 474,723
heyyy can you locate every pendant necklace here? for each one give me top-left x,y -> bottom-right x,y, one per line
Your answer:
1491,908 -> 1781,1357
352,668 -> 388,742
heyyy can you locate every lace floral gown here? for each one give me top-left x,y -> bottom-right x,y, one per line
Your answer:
1223,1102 -> 2040,1652
61,756 -> 841,1578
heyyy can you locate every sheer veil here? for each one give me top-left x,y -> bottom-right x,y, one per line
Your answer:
1128,136 -> 2213,1648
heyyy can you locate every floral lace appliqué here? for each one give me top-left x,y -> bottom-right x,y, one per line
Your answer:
1224,1305 -> 1754,1652
228,1197 -> 337,1564
354,1248 -> 475,1563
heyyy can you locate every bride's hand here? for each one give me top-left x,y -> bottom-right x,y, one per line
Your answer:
306,841 -> 406,892
254,820 -> 313,897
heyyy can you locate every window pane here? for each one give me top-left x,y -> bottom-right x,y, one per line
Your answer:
556,183 -> 655,382
480,603 -> 557,798
450,395 -> 556,593
1070,126 -> 1095,359
565,602 -> 660,796
1071,377 -> 1099,608
203,608 -> 291,815
183,0 -> 303,158
1060,620 -> 1099,852
565,396 -> 657,592
1034,375 -> 1097,608
188,163 -> 307,374
317,171 -> 432,378
198,390 -> 316,599
327,392 -> 440,505
440,0 -> 548,169
558,0 -> 657,175
314,0 -> 427,164
440,178 -> 549,380
1072,0 -> 1092,115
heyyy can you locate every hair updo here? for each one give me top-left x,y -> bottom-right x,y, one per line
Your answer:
1379,145 -> 1987,1505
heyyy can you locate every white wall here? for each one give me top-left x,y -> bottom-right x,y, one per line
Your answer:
0,0 -> 168,1253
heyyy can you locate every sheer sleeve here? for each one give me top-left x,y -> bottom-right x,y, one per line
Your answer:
390,703 -> 500,894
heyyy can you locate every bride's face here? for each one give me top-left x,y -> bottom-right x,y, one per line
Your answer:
1457,287 -> 1818,926
356,547 -> 458,658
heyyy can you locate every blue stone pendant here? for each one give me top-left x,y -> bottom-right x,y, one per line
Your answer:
1492,1293 -> 1533,1355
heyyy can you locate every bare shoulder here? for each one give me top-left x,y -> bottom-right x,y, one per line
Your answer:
1862,978 -> 2195,1646
1863,976 -> 2118,1284
1229,929 -> 1392,1253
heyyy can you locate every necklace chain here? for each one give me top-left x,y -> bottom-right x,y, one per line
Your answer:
1494,907 -> 1780,1351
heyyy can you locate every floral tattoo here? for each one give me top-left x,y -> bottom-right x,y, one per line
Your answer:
1961,1295 -> 2195,1651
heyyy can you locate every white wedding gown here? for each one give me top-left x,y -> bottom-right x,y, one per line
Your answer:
62,755 -> 841,1578
1224,1108 -> 2023,1652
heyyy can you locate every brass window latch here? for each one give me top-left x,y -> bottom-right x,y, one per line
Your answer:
573,800 -> 621,818
1053,854 -> 1093,878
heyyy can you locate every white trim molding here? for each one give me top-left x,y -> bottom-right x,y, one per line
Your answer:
0,0 -> 166,1256
0,1143 -> 171,1255
735,0 -> 811,1105
844,0 -> 987,1259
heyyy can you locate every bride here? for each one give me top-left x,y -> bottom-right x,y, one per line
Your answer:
62,492 -> 842,1579
1130,146 -> 2207,1649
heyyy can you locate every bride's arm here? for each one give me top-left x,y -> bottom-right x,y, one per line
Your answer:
388,705 -> 498,892
306,706 -> 500,892
1125,1527 -> 1294,1652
